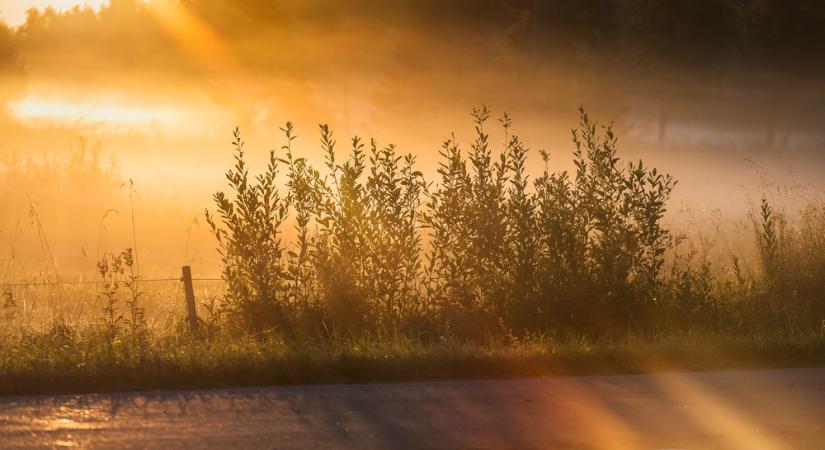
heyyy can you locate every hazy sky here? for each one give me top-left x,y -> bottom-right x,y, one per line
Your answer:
1,1 -> 822,177
0,0 -> 108,26
0,0 -> 823,273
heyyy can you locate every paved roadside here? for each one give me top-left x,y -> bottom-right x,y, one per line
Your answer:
1,367 -> 823,449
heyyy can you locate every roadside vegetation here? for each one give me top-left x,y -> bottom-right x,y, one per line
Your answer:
1,108 -> 824,395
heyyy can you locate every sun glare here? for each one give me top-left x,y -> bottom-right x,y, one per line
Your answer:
10,96 -> 180,127
8,94 -> 226,133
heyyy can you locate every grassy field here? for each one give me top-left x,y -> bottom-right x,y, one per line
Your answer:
1,109 -> 824,396
1,329 -> 823,396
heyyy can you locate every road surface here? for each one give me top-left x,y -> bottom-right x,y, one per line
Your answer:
0,368 -> 823,449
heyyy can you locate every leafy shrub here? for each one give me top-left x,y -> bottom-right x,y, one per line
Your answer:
206,128 -> 289,332
204,108 -> 822,340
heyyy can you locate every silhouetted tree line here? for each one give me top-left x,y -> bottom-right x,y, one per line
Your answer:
3,0 -> 822,139
3,0 -> 825,78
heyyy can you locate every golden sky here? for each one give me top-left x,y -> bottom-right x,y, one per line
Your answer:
0,1 -> 110,26
0,0 -> 823,273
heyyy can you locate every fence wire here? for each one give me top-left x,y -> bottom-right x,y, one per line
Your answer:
1,277 -> 223,288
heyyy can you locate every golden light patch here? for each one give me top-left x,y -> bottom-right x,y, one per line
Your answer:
10,95 -> 184,128
8,93 -> 228,134
146,0 -> 235,76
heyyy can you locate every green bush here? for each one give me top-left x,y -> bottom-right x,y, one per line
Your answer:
203,107 -> 823,340
205,128 -> 289,332
204,108 -> 677,338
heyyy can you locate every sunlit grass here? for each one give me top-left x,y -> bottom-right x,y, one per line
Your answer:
1,108 -> 824,396
0,326 -> 822,396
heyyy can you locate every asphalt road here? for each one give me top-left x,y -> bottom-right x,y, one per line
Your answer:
1,367 -> 823,449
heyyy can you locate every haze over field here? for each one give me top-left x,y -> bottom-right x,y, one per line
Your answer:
0,0 -> 824,275
1,7 -> 825,435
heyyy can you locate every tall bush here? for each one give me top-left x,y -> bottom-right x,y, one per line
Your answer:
206,128 -> 289,332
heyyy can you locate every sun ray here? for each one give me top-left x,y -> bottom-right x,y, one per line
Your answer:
146,0 -> 236,77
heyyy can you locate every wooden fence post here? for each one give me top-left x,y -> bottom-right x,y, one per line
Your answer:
181,265 -> 199,334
